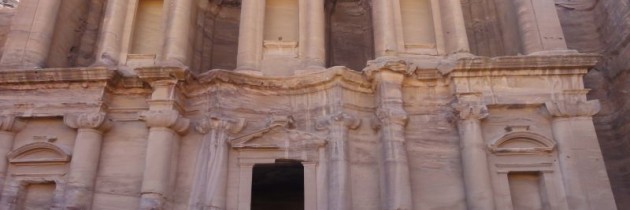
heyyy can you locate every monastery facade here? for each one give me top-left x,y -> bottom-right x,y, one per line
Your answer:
0,0 -> 621,209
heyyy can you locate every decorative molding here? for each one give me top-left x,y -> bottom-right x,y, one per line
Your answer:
229,123 -> 326,150
452,103 -> 489,120
453,54 -> 600,72
135,67 -> 189,82
0,67 -> 117,84
545,99 -> 601,118
7,142 -> 71,164
64,112 -> 112,132
195,115 -> 246,135
488,131 -> 556,155
139,110 -> 190,134
315,112 -> 361,131
0,115 -> 26,132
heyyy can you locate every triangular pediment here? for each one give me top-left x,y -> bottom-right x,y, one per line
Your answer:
229,124 -> 327,150
7,142 -> 71,164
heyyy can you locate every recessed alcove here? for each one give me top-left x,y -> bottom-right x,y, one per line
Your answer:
130,0 -> 164,55
399,0 -> 436,51
508,172 -> 548,210
20,183 -> 56,210
326,0 -> 374,70
192,2 -> 241,73
264,0 -> 299,42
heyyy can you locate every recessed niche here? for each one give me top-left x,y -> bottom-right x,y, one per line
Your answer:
508,172 -> 548,210
21,183 -> 56,210
400,0 -> 436,50
263,0 -> 299,42
130,0 -> 164,55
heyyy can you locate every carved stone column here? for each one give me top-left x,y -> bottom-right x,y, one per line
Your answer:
161,0 -> 195,67
545,99 -> 616,209
441,0 -> 471,53
316,113 -> 361,210
63,112 -> 112,209
0,0 -> 62,68
93,0 -> 129,66
365,59 -> 413,210
453,102 -> 495,210
512,0 -> 567,54
302,0 -> 325,68
188,116 -> 245,210
0,116 -> 25,193
372,0 -> 399,57
236,0 -> 264,71
139,110 -> 190,210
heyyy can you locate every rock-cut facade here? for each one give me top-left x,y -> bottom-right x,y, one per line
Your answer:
0,0 -> 620,209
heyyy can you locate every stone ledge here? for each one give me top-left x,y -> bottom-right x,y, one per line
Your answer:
0,67 -> 118,84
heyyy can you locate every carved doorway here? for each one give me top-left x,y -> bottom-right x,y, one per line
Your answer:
251,160 -> 304,210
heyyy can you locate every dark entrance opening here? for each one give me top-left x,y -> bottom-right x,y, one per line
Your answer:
251,160 -> 304,210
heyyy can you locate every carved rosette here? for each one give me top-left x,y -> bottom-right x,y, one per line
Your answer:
0,115 -> 26,133
545,100 -> 600,118
195,115 -> 246,135
139,110 -> 190,134
453,103 -> 489,121
64,112 -> 112,132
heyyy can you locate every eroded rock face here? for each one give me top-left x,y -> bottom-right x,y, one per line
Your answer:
0,0 -> 624,210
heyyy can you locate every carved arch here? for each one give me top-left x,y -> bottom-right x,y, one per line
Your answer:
7,142 -> 71,164
488,131 -> 556,155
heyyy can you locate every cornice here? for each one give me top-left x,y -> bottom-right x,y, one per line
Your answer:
0,67 -> 118,84
451,54 -> 600,77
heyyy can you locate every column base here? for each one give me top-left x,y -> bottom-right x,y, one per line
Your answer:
140,193 -> 167,210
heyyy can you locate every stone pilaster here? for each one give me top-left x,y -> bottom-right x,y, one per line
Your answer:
545,99 -> 616,210
316,112 -> 361,210
372,0 -> 399,57
63,112 -> 112,210
302,0 -> 325,69
93,0 -> 129,66
0,116 -> 25,194
188,115 -> 245,210
441,0 -> 471,53
365,58 -> 413,210
512,0 -> 567,54
236,0 -> 264,71
139,110 -> 190,210
0,0 -> 62,68
453,102 -> 495,210
161,0 -> 195,67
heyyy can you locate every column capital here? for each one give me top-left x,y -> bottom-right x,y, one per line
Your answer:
453,103 -> 489,120
64,112 -> 112,132
545,100 -> 600,118
315,112 -> 361,131
0,115 -> 26,133
195,115 -> 246,135
139,110 -> 190,134
363,57 -> 415,80
375,108 -> 408,126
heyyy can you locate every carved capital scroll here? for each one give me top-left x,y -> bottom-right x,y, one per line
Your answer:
375,108 -> 408,126
545,100 -> 600,118
315,112 -> 361,131
139,110 -> 190,134
453,103 -> 489,121
0,115 -> 25,133
195,115 -> 246,135
363,57 -> 415,80
64,112 -> 112,132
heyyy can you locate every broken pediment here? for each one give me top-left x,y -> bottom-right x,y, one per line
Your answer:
489,132 -> 556,155
229,123 -> 327,150
7,142 -> 71,164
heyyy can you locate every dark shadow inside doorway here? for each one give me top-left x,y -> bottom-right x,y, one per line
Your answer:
251,160 -> 304,210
